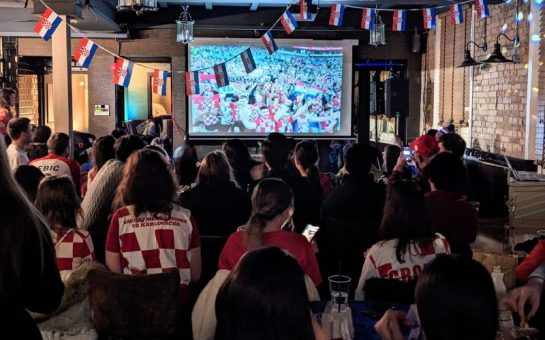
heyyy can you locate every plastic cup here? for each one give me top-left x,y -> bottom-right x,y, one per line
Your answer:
329,275 -> 351,312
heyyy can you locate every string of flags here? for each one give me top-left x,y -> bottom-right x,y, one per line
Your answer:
33,0 -> 496,96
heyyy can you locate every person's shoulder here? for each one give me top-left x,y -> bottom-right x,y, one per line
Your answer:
172,204 -> 192,218
112,206 -> 133,220
72,229 -> 92,241
433,233 -> 451,253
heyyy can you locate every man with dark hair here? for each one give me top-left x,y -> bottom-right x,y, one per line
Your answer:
425,152 -> 477,258
111,128 -> 127,140
28,125 -> 52,161
6,117 -> 32,171
30,132 -> 81,195
438,133 -> 467,158
80,134 -> 146,263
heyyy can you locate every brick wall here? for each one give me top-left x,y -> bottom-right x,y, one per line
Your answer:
17,75 -> 39,124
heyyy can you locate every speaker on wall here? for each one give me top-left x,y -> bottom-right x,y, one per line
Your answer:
384,78 -> 409,117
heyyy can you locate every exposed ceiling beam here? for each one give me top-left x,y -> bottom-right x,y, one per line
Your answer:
249,2 -> 259,11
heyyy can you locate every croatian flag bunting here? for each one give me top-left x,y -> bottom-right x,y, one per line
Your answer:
450,4 -> 464,25
33,8 -> 62,42
214,63 -> 230,88
300,0 -> 312,20
185,71 -> 200,96
280,10 -> 298,35
261,31 -> 278,55
74,38 -> 98,69
475,0 -> 489,19
392,10 -> 406,31
240,48 -> 257,74
361,8 -> 376,30
112,58 -> 134,87
153,70 -> 168,96
422,8 -> 436,30
329,4 -> 345,27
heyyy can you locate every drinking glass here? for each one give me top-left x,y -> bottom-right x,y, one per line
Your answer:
329,275 -> 351,312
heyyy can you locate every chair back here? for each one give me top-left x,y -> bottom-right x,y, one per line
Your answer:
89,269 -> 180,339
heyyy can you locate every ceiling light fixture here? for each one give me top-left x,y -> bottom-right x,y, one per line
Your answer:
116,0 -> 158,15
176,5 -> 194,44
369,8 -> 385,47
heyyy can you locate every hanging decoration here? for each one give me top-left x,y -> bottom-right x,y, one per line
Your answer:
392,9 -> 407,31
112,58 -> 134,87
369,10 -> 386,46
280,10 -> 298,34
300,0 -> 312,20
74,38 -> 98,69
361,8 -> 376,30
213,63 -> 229,88
422,8 -> 436,30
329,4 -> 345,27
475,0 -> 490,19
261,31 -> 278,55
33,8 -> 62,41
176,5 -> 194,44
450,4 -> 464,25
240,49 -> 257,74
152,70 -> 168,96
185,71 -> 200,96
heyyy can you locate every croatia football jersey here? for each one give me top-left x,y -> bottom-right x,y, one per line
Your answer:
52,228 -> 95,282
106,204 -> 200,285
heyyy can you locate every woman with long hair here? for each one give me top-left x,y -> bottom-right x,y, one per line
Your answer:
87,135 -> 116,187
222,139 -> 259,191
106,148 -> 201,305
0,134 -> 64,338
355,180 -> 450,300
293,140 -> 334,200
218,178 -> 321,285
215,247 -> 326,340
175,142 -> 199,188
179,151 -> 251,287
36,175 -> 95,282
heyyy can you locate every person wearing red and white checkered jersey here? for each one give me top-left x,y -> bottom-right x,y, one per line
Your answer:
105,149 -> 201,289
35,175 -> 95,282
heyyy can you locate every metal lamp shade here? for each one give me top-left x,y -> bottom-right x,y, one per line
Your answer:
369,23 -> 386,46
458,49 -> 482,67
176,20 -> 194,44
482,43 -> 512,63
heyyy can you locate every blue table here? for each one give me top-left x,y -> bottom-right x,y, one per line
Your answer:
310,301 -> 410,340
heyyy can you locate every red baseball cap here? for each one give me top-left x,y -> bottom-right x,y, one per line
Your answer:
410,135 -> 439,158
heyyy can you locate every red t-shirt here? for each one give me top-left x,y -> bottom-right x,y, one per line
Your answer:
106,205 -> 201,285
31,153 -> 81,194
218,230 -> 322,285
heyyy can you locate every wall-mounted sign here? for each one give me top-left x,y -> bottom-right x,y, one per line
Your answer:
94,104 -> 110,116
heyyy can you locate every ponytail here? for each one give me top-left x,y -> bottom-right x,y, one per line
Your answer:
245,214 -> 268,251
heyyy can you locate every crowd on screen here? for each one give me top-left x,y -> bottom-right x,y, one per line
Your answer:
1,86 -> 545,340
189,46 -> 343,134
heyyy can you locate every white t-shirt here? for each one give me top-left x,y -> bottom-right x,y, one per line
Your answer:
355,233 -> 450,300
6,143 -> 29,172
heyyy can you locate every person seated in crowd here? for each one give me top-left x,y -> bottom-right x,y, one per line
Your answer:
14,164 -> 44,202
425,153 -> 477,258
0,88 -> 16,139
293,140 -> 334,200
80,134 -> 146,263
215,247 -> 326,340
355,181 -> 450,300
35,175 -> 95,282
425,129 -> 438,138
222,139 -> 261,192
86,135 -> 115,191
390,135 -> 439,192
110,128 -> 127,140
382,144 -> 402,178
375,255 -> 498,340
219,178 -> 321,285
256,133 -> 320,232
179,150 -> 251,288
174,142 -> 199,189
6,117 -> 31,171
27,125 -> 52,161
438,132 -> 467,158
31,132 -> 81,196
106,148 -> 201,306
0,135 -> 64,339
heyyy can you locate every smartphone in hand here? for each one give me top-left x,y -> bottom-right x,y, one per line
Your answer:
302,224 -> 320,242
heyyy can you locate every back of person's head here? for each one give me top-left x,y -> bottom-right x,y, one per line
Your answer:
261,133 -> 290,169
416,255 -> 498,340
47,132 -> 70,155
32,125 -> 52,144
246,178 -> 293,250
426,129 -> 438,137
428,152 -> 469,195
380,181 -> 435,262
114,148 -> 174,216
198,150 -> 233,184
35,175 -> 80,230
111,128 -> 127,139
222,139 -> 251,173
294,140 -> 319,179
383,144 -> 401,176
410,135 -> 439,159
0,88 -> 16,107
7,117 -> 31,140
114,135 -> 146,163
174,143 -> 198,186
344,143 -> 373,176
14,165 -> 44,202
438,133 -> 467,158
215,246 -> 314,340
92,135 -> 116,170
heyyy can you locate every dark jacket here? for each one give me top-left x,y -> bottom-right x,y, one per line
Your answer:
0,222 -> 64,339
425,190 -> 478,258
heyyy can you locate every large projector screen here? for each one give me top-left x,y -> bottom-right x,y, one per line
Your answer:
188,38 -> 356,138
